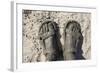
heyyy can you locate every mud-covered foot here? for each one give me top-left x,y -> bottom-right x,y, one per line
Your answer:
63,20 -> 85,60
38,21 -> 63,61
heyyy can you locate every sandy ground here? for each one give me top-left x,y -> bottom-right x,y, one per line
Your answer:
22,10 -> 91,63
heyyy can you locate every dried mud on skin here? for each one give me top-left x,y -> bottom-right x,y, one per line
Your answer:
22,10 -> 91,63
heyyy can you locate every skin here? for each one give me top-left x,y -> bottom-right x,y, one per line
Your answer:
39,21 -> 63,61
63,21 -> 84,60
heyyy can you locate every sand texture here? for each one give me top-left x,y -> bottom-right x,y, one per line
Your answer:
22,10 -> 91,63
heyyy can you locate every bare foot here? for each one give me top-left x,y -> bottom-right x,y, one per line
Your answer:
38,21 -> 63,61
63,21 -> 85,60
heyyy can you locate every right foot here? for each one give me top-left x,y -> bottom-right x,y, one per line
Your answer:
63,20 -> 85,60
